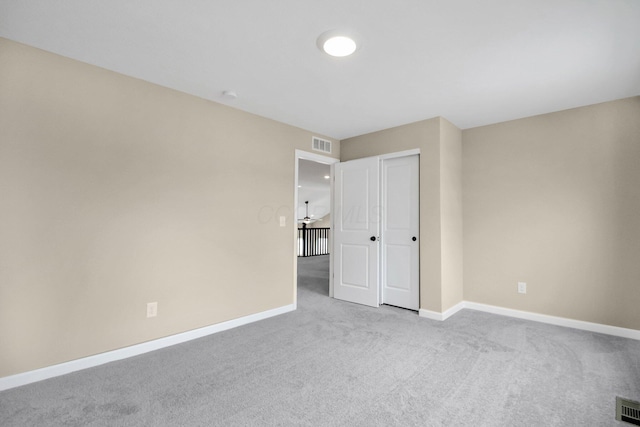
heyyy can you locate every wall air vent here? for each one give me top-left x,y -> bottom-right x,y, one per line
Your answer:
312,137 -> 332,154
617,396 -> 640,425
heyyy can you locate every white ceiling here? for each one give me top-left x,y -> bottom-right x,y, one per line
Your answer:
1,1 -> 639,140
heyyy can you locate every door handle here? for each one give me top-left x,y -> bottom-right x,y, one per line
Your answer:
370,236 -> 377,241
412,236 -> 417,241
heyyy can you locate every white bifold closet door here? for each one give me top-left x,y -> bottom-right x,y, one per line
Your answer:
334,154 -> 419,310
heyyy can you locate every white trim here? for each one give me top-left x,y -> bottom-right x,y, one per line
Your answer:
378,148 -> 420,159
0,303 -> 295,391
464,302 -> 640,340
419,301 -> 465,321
294,149 -> 339,165
419,309 -> 444,321
419,301 -> 640,341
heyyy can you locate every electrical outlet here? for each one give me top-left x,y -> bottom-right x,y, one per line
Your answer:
518,282 -> 527,294
147,302 -> 158,318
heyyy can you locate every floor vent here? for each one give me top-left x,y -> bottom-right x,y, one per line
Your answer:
312,137 -> 332,154
617,396 -> 640,425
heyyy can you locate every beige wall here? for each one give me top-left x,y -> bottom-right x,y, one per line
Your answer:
0,38 -> 339,377
439,119 -> 464,311
2,36 -> 637,379
341,117 -> 464,313
463,97 -> 640,330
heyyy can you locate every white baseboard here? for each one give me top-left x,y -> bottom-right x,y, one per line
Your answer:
464,302 -> 640,340
0,303 -> 295,392
3,300 -> 637,392
421,301 -> 640,341
419,301 -> 465,321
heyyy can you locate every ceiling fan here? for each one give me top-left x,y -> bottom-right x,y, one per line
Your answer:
297,201 -> 317,226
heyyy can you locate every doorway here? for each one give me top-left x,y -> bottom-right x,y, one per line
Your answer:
294,150 -> 339,306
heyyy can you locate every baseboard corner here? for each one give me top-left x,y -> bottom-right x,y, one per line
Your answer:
419,301 -> 466,321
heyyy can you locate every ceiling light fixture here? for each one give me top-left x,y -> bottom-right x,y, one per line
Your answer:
298,201 -> 318,225
317,30 -> 359,57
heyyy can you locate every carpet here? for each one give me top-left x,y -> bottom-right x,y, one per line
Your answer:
1,255 -> 638,426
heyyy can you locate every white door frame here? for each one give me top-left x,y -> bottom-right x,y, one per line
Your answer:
378,148 -> 420,161
294,149 -> 339,307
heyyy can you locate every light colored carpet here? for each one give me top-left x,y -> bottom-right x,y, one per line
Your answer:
1,254 -> 638,426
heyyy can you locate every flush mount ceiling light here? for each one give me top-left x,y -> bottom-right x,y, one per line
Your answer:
316,30 -> 360,57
